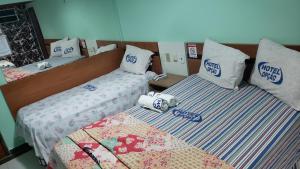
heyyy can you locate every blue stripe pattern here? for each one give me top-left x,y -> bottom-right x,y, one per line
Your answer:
126,75 -> 300,169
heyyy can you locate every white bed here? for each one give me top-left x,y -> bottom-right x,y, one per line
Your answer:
15,69 -> 149,162
2,56 -> 83,82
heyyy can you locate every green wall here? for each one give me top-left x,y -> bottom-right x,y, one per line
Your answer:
31,0 -> 122,40
1,69 -> 24,150
115,0 -> 300,44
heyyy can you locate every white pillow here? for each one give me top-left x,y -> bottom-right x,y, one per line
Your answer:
95,44 -> 117,54
50,37 -> 68,57
120,45 -> 153,74
61,38 -> 81,58
198,39 -> 250,89
250,38 -> 300,110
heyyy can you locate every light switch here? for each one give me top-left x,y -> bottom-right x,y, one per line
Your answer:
173,55 -> 178,62
166,53 -> 171,62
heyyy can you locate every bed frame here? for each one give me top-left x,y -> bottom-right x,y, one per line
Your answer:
1,40 -> 300,119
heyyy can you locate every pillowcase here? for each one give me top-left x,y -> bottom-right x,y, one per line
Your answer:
198,39 -> 250,89
50,37 -> 68,57
120,45 -> 153,74
61,38 -> 81,58
250,38 -> 300,110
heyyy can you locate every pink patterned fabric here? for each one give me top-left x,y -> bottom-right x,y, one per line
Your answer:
3,68 -> 33,82
48,113 -> 234,169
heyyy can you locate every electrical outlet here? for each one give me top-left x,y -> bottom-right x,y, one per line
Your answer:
158,42 -> 189,76
179,56 -> 185,64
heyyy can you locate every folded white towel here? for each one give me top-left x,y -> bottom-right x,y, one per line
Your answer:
138,95 -> 169,113
37,62 -> 51,70
148,92 -> 178,107
96,44 -> 117,54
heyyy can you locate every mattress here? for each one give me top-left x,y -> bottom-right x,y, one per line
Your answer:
3,56 -> 82,82
125,75 -> 300,168
16,69 -> 149,162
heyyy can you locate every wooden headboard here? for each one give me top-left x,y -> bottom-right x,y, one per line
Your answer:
44,39 -> 89,58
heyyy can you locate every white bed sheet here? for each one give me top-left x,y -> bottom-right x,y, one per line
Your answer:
16,69 -> 148,162
20,55 -> 83,74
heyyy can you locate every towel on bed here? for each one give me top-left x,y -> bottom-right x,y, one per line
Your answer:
148,91 -> 179,107
37,61 -> 52,70
48,113 -> 234,169
138,95 -> 169,113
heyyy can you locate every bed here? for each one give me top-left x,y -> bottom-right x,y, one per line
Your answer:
3,56 -> 83,82
16,68 -> 149,162
48,75 -> 300,169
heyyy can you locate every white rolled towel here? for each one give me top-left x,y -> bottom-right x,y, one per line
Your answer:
37,61 -> 51,70
148,92 -> 178,107
0,60 -> 15,68
96,44 -> 117,54
138,95 -> 169,113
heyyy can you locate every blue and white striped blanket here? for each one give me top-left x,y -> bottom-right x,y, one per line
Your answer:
127,75 -> 300,169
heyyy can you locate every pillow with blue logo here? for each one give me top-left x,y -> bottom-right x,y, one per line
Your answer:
120,45 -> 153,74
198,39 -> 250,89
50,37 -> 68,57
250,39 -> 300,110
61,38 -> 81,58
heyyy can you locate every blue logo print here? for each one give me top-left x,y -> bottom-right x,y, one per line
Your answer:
83,84 -> 97,91
204,59 -> 221,77
153,98 -> 163,110
172,109 -> 202,123
64,47 -> 74,54
258,62 -> 283,85
126,54 -> 137,64
54,47 -> 61,52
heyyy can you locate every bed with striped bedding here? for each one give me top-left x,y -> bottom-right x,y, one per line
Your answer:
48,75 -> 300,169
127,75 -> 300,169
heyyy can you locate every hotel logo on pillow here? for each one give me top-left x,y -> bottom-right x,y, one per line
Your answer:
126,54 -> 137,64
54,47 -> 61,52
204,59 -> 221,77
258,62 -> 283,85
64,47 -> 74,54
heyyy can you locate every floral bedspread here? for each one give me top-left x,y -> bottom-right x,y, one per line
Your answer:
48,113 -> 234,169
3,68 -> 33,82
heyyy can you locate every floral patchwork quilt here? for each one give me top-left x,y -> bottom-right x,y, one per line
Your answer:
3,68 -> 33,82
48,113 -> 234,169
